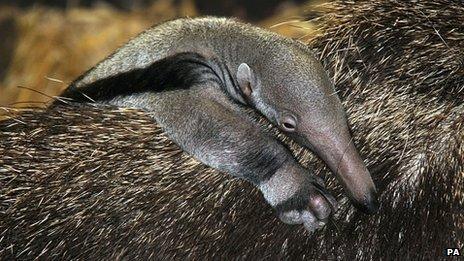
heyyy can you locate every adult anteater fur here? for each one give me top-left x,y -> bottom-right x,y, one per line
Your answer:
1,0 -> 463,259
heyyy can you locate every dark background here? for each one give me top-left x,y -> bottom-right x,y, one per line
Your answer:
0,0 -> 309,21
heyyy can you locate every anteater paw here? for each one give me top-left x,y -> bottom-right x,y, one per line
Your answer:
259,163 -> 338,233
276,178 -> 338,232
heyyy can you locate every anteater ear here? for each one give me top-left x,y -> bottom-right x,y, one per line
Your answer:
236,63 -> 255,99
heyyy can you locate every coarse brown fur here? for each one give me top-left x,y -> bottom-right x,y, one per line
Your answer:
1,0 -> 463,259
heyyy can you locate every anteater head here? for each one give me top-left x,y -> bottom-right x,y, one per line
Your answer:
232,43 -> 378,214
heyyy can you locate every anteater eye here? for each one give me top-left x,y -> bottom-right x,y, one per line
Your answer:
280,115 -> 297,132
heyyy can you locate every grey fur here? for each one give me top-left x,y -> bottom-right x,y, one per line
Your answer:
59,17 -> 377,231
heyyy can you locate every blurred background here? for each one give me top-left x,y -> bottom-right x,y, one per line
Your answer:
0,0 -> 323,107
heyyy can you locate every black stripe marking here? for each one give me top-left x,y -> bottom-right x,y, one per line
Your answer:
58,52 -> 223,103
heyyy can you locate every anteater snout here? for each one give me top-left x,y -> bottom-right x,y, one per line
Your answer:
353,189 -> 379,214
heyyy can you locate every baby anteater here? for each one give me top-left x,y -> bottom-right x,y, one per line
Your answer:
1,0 -> 462,259
56,17 -> 378,231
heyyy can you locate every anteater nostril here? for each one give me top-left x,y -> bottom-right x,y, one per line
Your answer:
363,198 -> 379,214
354,190 -> 379,214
